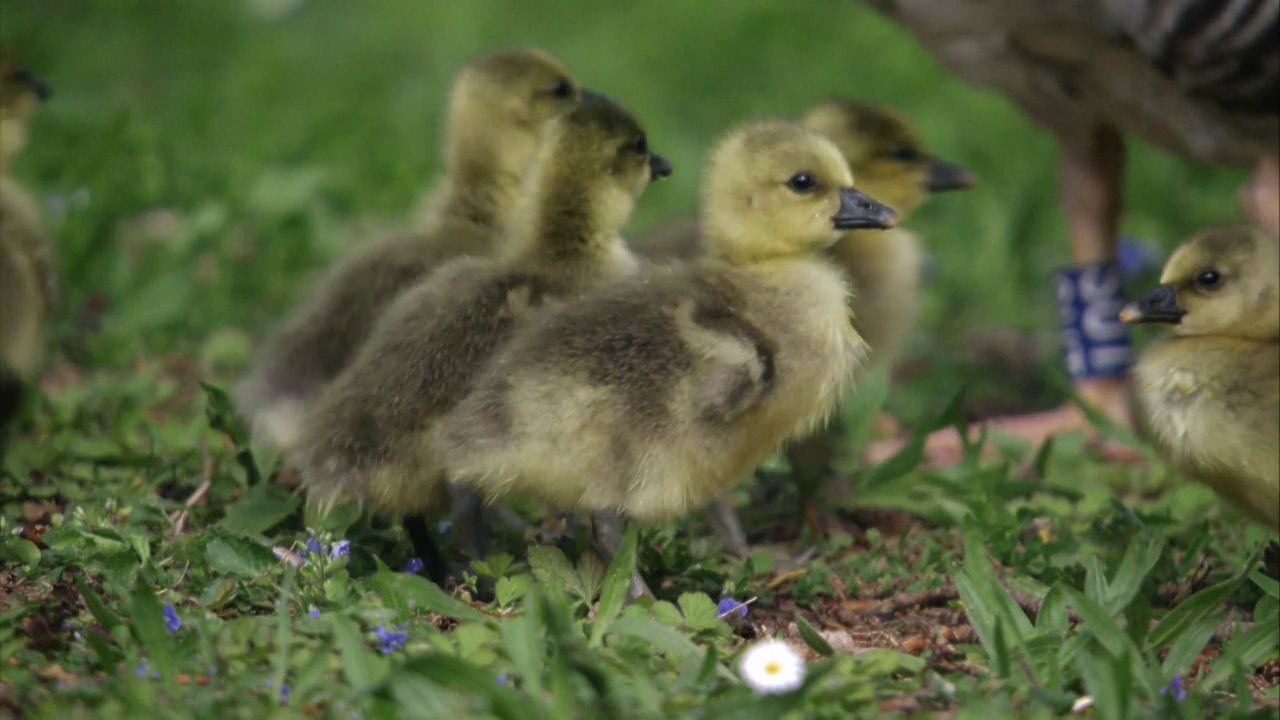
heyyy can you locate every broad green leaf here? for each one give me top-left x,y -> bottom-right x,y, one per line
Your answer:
205,534 -> 278,576
0,538 -> 40,565
499,611 -> 544,696
495,574 -> 530,608
402,653 -> 552,720
694,645 -> 720,687
369,571 -> 488,622
1059,588 -> 1130,658
1036,582 -> 1070,632
219,481 -> 300,535
591,524 -> 637,647
129,576 -> 175,682
331,615 -> 382,689
574,552 -> 605,603
77,576 -> 122,632
677,592 -> 720,631
1099,535 -> 1164,615
605,615 -> 702,660
527,545 -> 585,601
1250,570 -> 1280,599
1076,645 -> 1134,720
794,615 -> 835,657
387,674 -> 466,719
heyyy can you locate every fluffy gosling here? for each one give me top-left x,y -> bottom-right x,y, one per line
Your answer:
1121,224 -> 1279,530
291,97 -> 670,580
0,50 -> 53,439
235,48 -> 590,451
442,121 -> 897,595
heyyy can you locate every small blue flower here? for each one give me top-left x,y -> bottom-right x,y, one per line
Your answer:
496,670 -> 508,686
265,679 -> 291,704
1160,675 -> 1187,702
404,557 -> 424,574
163,604 -> 182,632
717,597 -> 748,619
329,540 -> 350,558
307,606 -> 321,618
304,536 -> 323,555
374,623 -> 409,654
135,659 -> 161,679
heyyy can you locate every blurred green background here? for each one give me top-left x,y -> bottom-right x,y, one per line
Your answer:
0,0 -> 1251,422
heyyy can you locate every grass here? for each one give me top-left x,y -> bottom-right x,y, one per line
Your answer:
1,1 -> 1277,717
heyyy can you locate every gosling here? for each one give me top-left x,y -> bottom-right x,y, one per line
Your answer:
0,50 -> 54,440
442,121 -> 897,595
1121,224 -> 1279,531
291,97 -> 671,580
235,48 -> 590,451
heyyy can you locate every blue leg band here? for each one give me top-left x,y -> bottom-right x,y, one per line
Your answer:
1055,260 -> 1133,380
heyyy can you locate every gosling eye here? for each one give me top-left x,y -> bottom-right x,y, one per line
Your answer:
786,172 -> 818,193
886,146 -> 921,162
630,134 -> 648,155
1194,269 -> 1222,289
550,78 -> 574,99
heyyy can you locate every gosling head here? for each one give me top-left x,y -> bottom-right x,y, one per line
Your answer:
441,48 -> 590,186
0,50 -> 51,172
700,121 -> 898,264
801,98 -> 974,216
513,94 -> 671,262
1120,224 -> 1279,341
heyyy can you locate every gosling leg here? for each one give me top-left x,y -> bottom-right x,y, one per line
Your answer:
704,497 -> 750,559
590,510 -> 652,600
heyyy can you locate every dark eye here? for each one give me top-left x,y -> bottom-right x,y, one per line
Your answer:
631,134 -> 648,155
786,172 -> 817,193
1195,269 -> 1222,289
551,78 -> 574,99
887,146 -> 920,162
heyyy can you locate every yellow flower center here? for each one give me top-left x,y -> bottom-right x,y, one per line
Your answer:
764,661 -> 781,675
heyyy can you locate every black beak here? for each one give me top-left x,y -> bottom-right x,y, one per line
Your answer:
579,88 -> 615,106
648,152 -> 673,180
1119,284 -> 1185,324
925,158 -> 975,193
13,68 -> 51,101
832,187 -> 898,230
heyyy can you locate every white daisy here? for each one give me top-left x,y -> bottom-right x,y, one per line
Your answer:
738,639 -> 805,695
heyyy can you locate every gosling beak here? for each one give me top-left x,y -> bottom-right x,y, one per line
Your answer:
579,88 -> 614,106
648,152 -> 673,180
1119,284 -> 1185,324
832,187 -> 898,230
925,158 -> 975,193
14,68 -> 51,101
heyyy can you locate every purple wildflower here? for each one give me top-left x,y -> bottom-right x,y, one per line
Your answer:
496,670 -> 509,686
135,659 -> 161,679
265,679 -> 290,704
304,536 -> 323,555
307,607 -> 321,618
1160,675 -> 1187,702
404,557 -> 425,574
329,540 -> 350,558
374,623 -> 409,654
163,604 -> 182,632
717,597 -> 748,619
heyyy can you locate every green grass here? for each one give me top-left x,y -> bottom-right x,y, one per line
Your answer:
2,1 -> 1276,718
